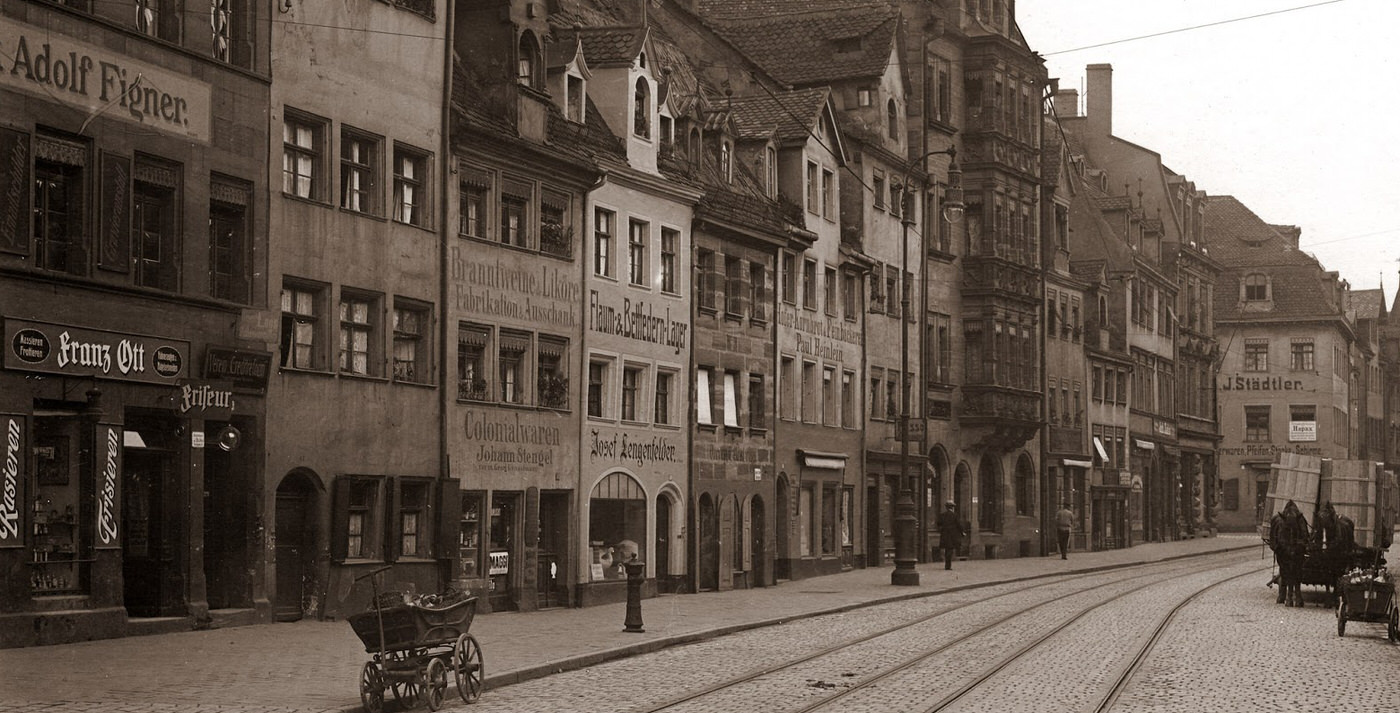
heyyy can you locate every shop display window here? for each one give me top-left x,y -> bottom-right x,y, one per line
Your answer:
458,492 -> 483,579
588,472 -> 646,581
31,418 -> 87,594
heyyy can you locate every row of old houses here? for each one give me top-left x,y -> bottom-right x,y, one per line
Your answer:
2,0 -> 1390,647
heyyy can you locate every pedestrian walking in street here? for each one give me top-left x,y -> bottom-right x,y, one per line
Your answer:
936,501 -> 965,570
1056,503 -> 1074,560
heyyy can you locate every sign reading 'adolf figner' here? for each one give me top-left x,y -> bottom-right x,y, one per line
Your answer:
0,17 -> 212,142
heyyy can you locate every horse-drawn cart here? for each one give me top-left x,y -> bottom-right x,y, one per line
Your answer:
347,566 -> 485,712
1335,566 -> 1396,639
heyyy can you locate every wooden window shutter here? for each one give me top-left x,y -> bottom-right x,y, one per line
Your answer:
330,477 -> 351,561
386,477 -> 403,562
435,478 -> 461,560
741,499 -> 753,570
0,127 -> 29,256
98,152 -> 131,273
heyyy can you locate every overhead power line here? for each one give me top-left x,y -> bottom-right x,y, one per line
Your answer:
1042,0 -> 1348,56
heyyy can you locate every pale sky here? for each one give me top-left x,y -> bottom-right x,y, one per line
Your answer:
1018,0 -> 1400,298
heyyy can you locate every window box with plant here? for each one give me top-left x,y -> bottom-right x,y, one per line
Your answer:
538,375 -> 570,410
540,220 -> 573,260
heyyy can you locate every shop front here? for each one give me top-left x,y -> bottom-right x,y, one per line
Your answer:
0,319 -> 267,646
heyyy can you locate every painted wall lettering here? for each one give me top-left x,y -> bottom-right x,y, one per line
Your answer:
1218,375 -> 1306,391
0,17 -> 211,141
450,247 -> 579,329
587,291 -> 688,355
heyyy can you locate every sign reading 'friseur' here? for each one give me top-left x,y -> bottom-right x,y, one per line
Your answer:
0,17 -> 211,142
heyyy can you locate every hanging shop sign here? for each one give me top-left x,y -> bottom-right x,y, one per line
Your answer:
0,414 -> 24,548
172,379 -> 236,420
4,319 -> 187,384
204,347 -> 272,393
0,17 -> 212,142
94,424 -> 121,549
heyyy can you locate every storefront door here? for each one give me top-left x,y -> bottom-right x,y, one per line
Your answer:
536,491 -> 568,608
123,449 -> 171,618
488,493 -> 518,611
698,494 -> 718,591
273,473 -> 315,622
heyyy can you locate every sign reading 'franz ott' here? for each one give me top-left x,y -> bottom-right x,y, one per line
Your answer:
5,319 -> 187,385
0,17 -> 212,142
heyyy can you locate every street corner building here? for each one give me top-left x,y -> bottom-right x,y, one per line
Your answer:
0,0 -> 272,646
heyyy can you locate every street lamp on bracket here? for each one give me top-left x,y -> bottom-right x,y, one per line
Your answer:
892,145 -> 964,587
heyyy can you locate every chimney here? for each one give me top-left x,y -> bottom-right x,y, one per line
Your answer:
1052,87 -> 1079,118
1085,63 -> 1112,137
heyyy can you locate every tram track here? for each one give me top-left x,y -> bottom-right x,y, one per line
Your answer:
908,562 -> 1267,713
628,551 -> 1257,713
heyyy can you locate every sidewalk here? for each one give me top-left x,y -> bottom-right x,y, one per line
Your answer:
0,536 -> 1262,713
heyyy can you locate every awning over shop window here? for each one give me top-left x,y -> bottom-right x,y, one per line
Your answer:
1062,458 -> 1093,468
799,449 -> 847,470
1134,438 -> 1155,451
1092,436 -> 1110,462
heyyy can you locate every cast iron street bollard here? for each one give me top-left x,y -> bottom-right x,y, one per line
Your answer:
623,557 -> 646,633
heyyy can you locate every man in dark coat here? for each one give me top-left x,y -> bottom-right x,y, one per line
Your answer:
936,501 -> 965,570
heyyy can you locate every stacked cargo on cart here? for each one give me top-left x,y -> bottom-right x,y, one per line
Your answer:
1319,459 -> 1394,549
1264,452 -> 1322,534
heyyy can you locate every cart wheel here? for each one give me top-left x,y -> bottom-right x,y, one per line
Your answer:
424,658 -> 448,712
1337,598 -> 1347,637
1388,607 -> 1399,643
359,662 -> 385,713
392,680 -> 423,710
453,633 -> 485,703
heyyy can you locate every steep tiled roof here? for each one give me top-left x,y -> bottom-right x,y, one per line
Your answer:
1205,196 -> 1348,323
554,26 -> 646,68
1202,196 -> 1313,268
700,3 -> 898,85
727,88 -> 829,145
697,0 -> 879,16
1352,288 -> 1385,320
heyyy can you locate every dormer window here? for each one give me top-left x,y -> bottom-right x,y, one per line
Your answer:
765,145 -> 777,198
887,99 -> 898,140
719,140 -> 732,182
857,88 -> 872,107
633,78 -> 651,139
517,31 -> 542,90
659,116 -> 673,149
567,75 -> 585,123
1243,273 -> 1269,302
638,51 -> 647,69
688,128 -> 701,165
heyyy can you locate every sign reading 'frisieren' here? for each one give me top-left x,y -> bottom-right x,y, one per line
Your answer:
0,17 -> 211,142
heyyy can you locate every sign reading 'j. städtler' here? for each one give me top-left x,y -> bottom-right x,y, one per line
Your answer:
0,16 -> 212,142
4,318 -> 188,385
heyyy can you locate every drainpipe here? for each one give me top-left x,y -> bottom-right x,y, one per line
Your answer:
438,0 -> 456,590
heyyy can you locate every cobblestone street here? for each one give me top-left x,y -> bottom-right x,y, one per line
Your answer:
11,540 -> 1400,713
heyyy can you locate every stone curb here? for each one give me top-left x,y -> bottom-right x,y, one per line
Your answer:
331,542 -> 1258,712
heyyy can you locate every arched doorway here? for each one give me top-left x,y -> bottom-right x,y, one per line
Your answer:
925,447 -> 949,561
698,493 -> 719,591
655,492 -> 671,591
954,462 -> 972,559
978,454 -> 1003,536
751,495 -> 766,586
775,475 -> 790,580
274,470 -> 319,622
